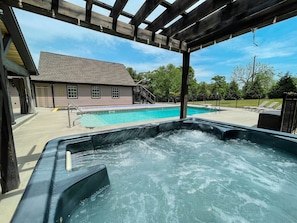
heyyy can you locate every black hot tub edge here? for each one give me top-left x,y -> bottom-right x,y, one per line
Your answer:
11,118 -> 297,223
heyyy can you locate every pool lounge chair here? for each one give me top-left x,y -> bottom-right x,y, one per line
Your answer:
261,103 -> 282,111
257,102 -> 279,112
244,101 -> 269,110
275,104 -> 282,110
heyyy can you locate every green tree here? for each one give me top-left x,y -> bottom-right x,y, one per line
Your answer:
268,72 -> 297,98
225,80 -> 241,100
126,67 -> 139,81
148,64 -> 182,102
182,66 -> 199,101
292,76 -> 297,86
197,82 -> 209,101
242,76 -> 265,99
147,64 -> 199,102
210,75 -> 227,99
231,61 -> 274,96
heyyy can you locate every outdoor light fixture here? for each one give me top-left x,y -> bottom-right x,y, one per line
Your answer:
52,9 -> 55,18
18,0 -> 23,8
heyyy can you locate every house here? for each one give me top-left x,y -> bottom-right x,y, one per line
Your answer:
31,52 -> 135,108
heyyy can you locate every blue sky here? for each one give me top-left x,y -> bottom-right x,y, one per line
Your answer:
14,6 -> 297,83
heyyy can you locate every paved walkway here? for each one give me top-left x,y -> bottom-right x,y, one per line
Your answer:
0,105 -> 259,223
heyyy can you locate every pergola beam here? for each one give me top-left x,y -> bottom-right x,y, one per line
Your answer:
5,0 -> 187,52
110,0 -> 128,19
51,0 -> 59,13
161,0 -> 230,37
4,58 -> 30,76
1,4 -> 37,72
85,0 -> 93,23
176,0 -> 267,42
3,34 -> 12,57
130,0 -> 163,28
146,0 -> 198,33
93,0 -> 152,26
187,0 -> 297,50
4,0 -> 297,53
110,0 -> 128,30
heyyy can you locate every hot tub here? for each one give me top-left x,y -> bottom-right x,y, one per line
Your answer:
11,118 -> 297,222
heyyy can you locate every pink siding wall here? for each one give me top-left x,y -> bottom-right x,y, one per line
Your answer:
35,82 -> 133,108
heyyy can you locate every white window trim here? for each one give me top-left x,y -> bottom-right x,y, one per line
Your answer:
67,85 -> 78,99
91,85 -> 101,99
112,87 -> 120,99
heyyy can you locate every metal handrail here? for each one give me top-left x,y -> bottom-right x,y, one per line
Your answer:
67,102 -> 83,127
68,101 -> 83,113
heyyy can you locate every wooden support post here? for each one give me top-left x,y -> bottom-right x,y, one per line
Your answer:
24,76 -> 36,114
12,78 -> 28,114
0,40 -> 20,193
180,52 -> 190,119
6,70 -> 16,124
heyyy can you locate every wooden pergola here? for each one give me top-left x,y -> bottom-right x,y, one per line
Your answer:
1,0 -> 297,192
0,4 -> 38,193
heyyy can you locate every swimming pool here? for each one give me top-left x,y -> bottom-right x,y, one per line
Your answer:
80,106 -> 215,127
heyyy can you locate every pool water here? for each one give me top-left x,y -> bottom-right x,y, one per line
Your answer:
80,106 -> 214,127
69,129 -> 297,223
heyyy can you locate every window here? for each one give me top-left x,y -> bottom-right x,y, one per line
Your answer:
112,87 -> 119,99
67,85 -> 77,98
91,86 -> 101,98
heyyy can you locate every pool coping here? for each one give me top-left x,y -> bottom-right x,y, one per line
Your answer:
78,105 -> 221,128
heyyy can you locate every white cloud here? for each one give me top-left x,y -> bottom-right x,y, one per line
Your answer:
129,41 -> 182,69
14,8 -> 127,64
124,52 -> 181,73
126,61 -> 166,73
191,49 -> 216,63
130,41 -> 169,55
14,8 -> 119,45
193,66 -> 215,80
242,40 -> 297,59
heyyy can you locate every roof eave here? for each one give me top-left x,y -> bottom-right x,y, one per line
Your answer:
1,4 -> 38,75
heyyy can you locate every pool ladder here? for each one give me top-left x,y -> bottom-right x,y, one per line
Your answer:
67,102 -> 83,127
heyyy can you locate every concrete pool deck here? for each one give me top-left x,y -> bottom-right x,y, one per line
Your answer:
0,104 -> 260,223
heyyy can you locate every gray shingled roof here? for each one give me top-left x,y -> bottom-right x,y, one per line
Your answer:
31,52 -> 135,86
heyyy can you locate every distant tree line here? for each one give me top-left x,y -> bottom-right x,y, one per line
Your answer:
127,62 -> 297,103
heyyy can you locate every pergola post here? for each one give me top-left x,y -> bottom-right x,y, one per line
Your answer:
6,70 -> 16,124
24,76 -> 36,114
0,37 -> 20,193
180,52 -> 190,119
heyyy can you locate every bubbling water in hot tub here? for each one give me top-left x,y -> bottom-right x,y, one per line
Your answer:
69,129 -> 297,223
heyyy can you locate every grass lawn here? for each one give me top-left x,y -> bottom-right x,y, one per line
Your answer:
189,98 -> 283,109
